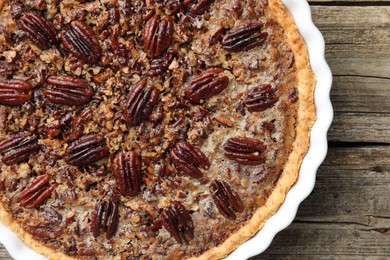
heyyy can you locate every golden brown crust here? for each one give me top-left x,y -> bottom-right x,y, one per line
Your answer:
192,0 -> 316,259
0,0 -> 316,259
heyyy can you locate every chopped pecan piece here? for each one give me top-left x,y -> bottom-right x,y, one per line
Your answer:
20,175 -> 58,209
124,80 -> 159,126
185,68 -> 229,104
190,0 -> 214,15
64,134 -> 109,166
43,75 -> 94,106
170,141 -> 210,178
91,199 -> 120,239
143,15 -> 174,58
0,79 -> 33,106
61,21 -> 102,65
0,132 -> 39,165
145,58 -> 169,76
222,21 -> 268,52
113,151 -> 143,197
161,201 -> 194,244
19,12 -> 58,50
210,180 -> 244,220
244,84 -> 278,112
224,137 -> 265,165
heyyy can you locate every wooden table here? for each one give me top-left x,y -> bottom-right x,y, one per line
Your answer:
1,0 -> 389,259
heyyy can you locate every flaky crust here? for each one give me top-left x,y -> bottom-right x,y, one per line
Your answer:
0,0 -> 316,259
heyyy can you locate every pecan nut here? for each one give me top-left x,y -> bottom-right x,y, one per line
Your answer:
91,199 -> 120,239
20,175 -> 58,209
222,21 -> 268,52
0,132 -> 40,165
64,134 -> 109,166
143,15 -> 174,58
113,151 -> 143,197
244,84 -> 278,112
224,137 -> 265,165
210,180 -> 244,220
43,75 -> 94,106
61,21 -> 102,65
26,224 -> 63,239
161,201 -> 194,244
190,0 -> 214,15
170,141 -> 210,178
185,68 -> 229,104
0,79 -> 33,106
19,12 -> 58,50
124,80 -> 159,126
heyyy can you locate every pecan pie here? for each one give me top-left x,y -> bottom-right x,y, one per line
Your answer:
0,0 -> 315,259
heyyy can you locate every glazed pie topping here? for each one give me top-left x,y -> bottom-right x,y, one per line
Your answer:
0,0 -> 304,258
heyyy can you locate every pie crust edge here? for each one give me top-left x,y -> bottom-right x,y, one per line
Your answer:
0,0 -> 317,259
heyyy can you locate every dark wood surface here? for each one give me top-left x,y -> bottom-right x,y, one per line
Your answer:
1,0 -> 389,259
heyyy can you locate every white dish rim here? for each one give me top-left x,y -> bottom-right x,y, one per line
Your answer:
0,0 -> 333,259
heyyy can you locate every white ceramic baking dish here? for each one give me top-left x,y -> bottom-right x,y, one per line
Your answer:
0,0 -> 332,259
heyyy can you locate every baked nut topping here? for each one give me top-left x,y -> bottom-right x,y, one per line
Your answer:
244,84 -> 279,112
61,21 -> 102,65
113,151 -> 143,197
161,201 -> 195,244
222,21 -> 268,52
64,134 -> 109,166
224,137 -> 266,165
0,0 -> 315,258
91,199 -> 120,240
19,12 -> 58,50
185,68 -> 229,104
0,79 -> 33,105
44,75 -> 94,106
123,80 -> 159,126
20,175 -> 57,209
143,15 -> 174,59
210,180 -> 244,220
170,141 -> 210,178
0,132 -> 39,165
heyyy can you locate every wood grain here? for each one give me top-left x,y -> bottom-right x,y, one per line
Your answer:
255,146 -> 390,259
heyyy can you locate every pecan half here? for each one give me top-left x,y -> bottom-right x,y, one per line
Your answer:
113,151 -> 143,197
26,224 -> 63,239
185,68 -> 229,104
0,79 -> 33,106
64,134 -> 109,166
143,15 -> 174,58
161,201 -> 194,244
190,0 -> 214,15
244,84 -> 278,112
20,175 -> 58,209
222,21 -> 268,52
61,21 -> 102,65
19,12 -> 58,50
43,75 -> 94,106
210,180 -> 244,220
91,199 -> 120,239
124,80 -> 159,127
224,137 -> 265,165
0,132 -> 39,165
170,141 -> 210,178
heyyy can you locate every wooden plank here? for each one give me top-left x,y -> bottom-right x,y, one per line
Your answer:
328,113 -> 390,143
309,6 -> 390,143
331,76 -> 390,114
0,246 -> 10,260
311,6 -> 390,78
253,146 -> 390,258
